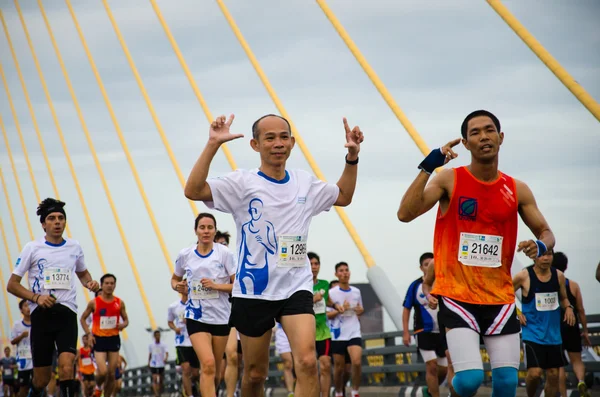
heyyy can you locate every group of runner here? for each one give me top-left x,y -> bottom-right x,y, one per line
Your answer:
3,110 -> 597,397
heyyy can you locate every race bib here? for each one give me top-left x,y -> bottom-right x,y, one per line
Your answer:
189,280 -> 218,300
100,316 -> 118,330
342,307 -> 355,317
313,299 -> 326,315
277,235 -> 307,268
17,345 -> 31,359
4,369 -> 11,376
535,292 -> 559,312
44,267 -> 71,289
458,233 -> 503,268
81,357 -> 92,366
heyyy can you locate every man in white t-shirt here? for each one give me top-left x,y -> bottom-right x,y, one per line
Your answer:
6,198 -> 100,397
184,114 -> 362,397
10,300 -> 33,397
328,262 -> 364,397
148,330 -> 168,397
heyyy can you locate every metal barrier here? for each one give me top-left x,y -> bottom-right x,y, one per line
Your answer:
120,314 -> 600,395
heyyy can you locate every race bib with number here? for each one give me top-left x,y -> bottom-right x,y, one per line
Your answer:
44,267 -> 71,289
100,316 -> 118,330
4,369 -> 12,376
277,235 -> 307,268
313,299 -> 326,315
17,345 -> 31,359
81,357 -> 92,366
535,292 -> 559,312
342,307 -> 355,317
189,280 -> 218,300
458,233 -> 503,268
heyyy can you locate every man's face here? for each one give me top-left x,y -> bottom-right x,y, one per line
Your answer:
154,331 -> 160,342
335,265 -> 350,284
4,347 -> 10,357
251,117 -> 295,168
420,257 -> 433,276
82,335 -> 89,347
42,212 -> 66,239
20,301 -> 30,316
310,257 -> 320,278
534,250 -> 554,270
101,277 -> 116,295
462,116 -> 504,162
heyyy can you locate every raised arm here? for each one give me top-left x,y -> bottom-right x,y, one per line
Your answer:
184,114 -> 243,201
397,139 -> 460,222
334,118 -> 364,207
515,180 -> 555,259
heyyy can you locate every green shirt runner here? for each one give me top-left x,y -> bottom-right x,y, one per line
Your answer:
313,279 -> 331,341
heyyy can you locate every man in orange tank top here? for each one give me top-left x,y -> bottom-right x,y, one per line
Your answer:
77,334 -> 96,397
80,274 -> 129,397
398,110 -> 555,397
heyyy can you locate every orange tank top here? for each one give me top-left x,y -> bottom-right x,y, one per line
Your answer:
431,166 -> 518,305
92,296 -> 121,337
79,347 -> 95,375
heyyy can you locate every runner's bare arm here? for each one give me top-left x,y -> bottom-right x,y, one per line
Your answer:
335,118 -> 363,207
184,115 -> 243,201
6,274 -> 36,302
119,301 -> 129,330
76,270 -> 99,292
573,282 -> 587,331
80,300 -> 95,335
516,180 -> 555,258
512,270 -> 526,293
398,169 -> 451,222
558,271 -> 576,326
596,262 -> 600,283
422,261 -> 435,294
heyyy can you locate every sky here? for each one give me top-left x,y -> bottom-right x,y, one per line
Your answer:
0,0 -> 598,366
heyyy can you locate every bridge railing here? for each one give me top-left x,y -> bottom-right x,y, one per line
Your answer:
120,314 -> 600,395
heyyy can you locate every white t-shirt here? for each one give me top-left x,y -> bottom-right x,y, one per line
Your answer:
174,243 -> 236,325
148,342 -> 168,368
205,169 -> 339,301
167,300 -> 192,347
329,286 -> 363,341
13,238 -> 87,313
11,321 -> 33,371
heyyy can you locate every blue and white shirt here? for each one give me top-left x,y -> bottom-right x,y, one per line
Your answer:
167,300 -> 192,347
328,286 -> 363,341
403,277 -> 439,333
13,237 -> 87,313
206,169 -> 339,301
148,342 -> 168,368
174,243 -> 236,325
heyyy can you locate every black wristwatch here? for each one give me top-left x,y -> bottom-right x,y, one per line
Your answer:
345,154 -> 359,165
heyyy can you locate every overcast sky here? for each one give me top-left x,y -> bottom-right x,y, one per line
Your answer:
0,0 -> 598,366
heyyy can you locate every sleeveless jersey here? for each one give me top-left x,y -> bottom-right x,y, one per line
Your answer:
522,266 -> 562,345
431,166 -> 518,305
92,296 -> 122,337
561,278 -> 580,328
79,347 -> 95,375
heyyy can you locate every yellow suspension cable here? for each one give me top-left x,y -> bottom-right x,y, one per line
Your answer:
149,0 -> 238,173
101,0 -> 199,217
316,0 -> 433,159
0,216 -> 15,325
39,0 -> 155,330
65,0 -> 173,279
0,15 -> 89,301
216,0 -> 375,268
0,127 -> 30,244
487,0 -> 600,122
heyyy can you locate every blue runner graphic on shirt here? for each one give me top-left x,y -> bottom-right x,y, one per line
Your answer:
32,258 -> 47,294
237,198 -> 277,295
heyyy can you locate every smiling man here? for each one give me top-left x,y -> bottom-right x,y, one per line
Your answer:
184,113 -> 362,397
397,110 -> 555,397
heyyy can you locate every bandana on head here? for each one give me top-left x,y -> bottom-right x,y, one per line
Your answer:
39,205 -> 66,224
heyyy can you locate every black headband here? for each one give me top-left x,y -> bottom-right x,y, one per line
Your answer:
40,206 -> 66,223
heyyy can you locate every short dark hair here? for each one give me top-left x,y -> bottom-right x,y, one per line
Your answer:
419,252 -> 434,266
251,114 -> 291,140
215,230 -> 230,245
552,252 -> 568,273
100,273 -> 116,285
18,300 -> 27,310
335,262 -> 348,272
154,330 -> 160,335
461,110 -> 501,139
308,252 -> 320,264
36,197 -> 66,224
329,280 -> 339,289
195,213 -> 217,230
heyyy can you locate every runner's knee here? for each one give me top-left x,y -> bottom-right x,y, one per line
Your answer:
295,352 -> 317,374
451,369 -> 483,397
491,367 -> 517,397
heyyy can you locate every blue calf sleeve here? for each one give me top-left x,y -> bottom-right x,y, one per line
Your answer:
452,369 -> 484,397
491,367 -> 518,397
